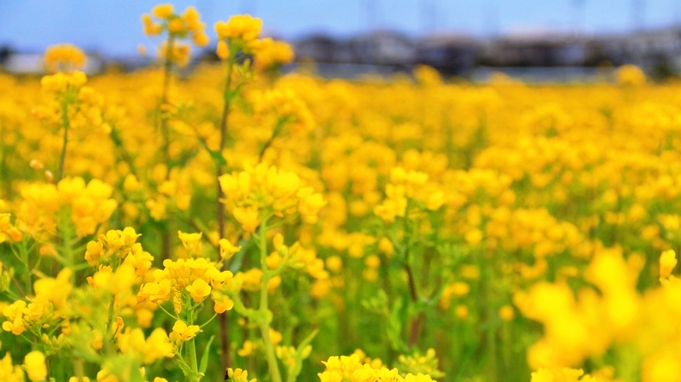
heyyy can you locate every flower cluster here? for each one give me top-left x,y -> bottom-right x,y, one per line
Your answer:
43,43 -> 87,73
142,4 -> 209,67
15,177 -> 116,238
374,167 -> 445,223
318,353 -> 435,382
218,163 -> 325,231
138,257 -> 235,314
214,14 -> 262,56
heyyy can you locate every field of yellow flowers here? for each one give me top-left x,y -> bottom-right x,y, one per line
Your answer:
1,4 -> 681,382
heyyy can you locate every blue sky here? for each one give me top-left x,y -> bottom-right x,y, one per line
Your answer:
0,0 -> 680,56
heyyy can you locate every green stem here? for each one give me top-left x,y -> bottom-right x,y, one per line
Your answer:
257,218 -> 283,382
478,249 -> 497,382
159,35 -> 175,264
3,285 -> 23,300
200,312 -> 219,329
161,35 -> 175,170
399,212 -> 424,348
188,312 -> 199,381
58,99 -> 70,182
157,303 -> 180,321
20,240 -> 32,295
217,56 -> 235,370
216,51 -> 234,256
73,358 -> 85,382
61,219 -> 76,285
105,295 -> 116,346
108,124 -> 138,178
258,117 -> 289,162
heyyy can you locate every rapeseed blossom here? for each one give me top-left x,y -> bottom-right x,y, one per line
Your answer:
0,4 -> 678,381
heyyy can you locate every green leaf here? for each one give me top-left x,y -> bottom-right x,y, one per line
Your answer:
177,359 -> 194,377
223,85 -> 243,103
210,149 -> 228,167
387,298 -> 409,352
289,329 -> 319,380
297,329 -> 319,355
199,335 -> 216,374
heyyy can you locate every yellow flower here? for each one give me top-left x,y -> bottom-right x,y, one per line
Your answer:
186,278 -> 211,302
44,44 -> 86,73
616,64 -> 646,86
156,41 -> 192,68
455,304 -> 469,319
298,190 -> 327,224
660,249 -> 677,278
216,40 -> 230,60
144,328 -> 175,362
233,207 -> 261,233
142,14 -> 163,36
413,64 -> 443,86
168,18 -> 185,34
237,340 -> 254,357
84,240 -> 104,265
214,15 -> 262,53
182,6 -> 200,27
269,328 -> 283,345
192,32 -> 210,47
24,351 -> 47,382
403,374 -> 434,382
325,255 -> 343,273
139,279 -> 172,303
464,229 -> 483,245
2,300 -> 27,335
151,4 -> 174,19
40,71 -> 87,93
170,320 -> 200,343
0,352 -> 24,382
92,264 -> 136,295
0,214 -> 22,243
318,371 -> 342,382
219,238 -> 242,260
178,231 -> 203,256
123,174 -> 140,192
227,368 -> 257,382
499,305 -> 515,321
254,38 -> 294,71
33,268 -> 72,309
96,369 -> 119,382
117,328 -> 174,364
213,293 -> 235,314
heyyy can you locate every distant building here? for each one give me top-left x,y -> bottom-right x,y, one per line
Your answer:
484,33 -> 588,67
596,27 -> 681,73
415,34 -> 480,74
349,31 -> 415,66
2,52 -> 105,74
295,34 -> 342,63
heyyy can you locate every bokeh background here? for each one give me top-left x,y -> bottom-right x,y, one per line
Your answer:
1,0 -> 680,80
